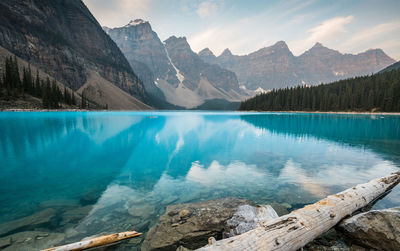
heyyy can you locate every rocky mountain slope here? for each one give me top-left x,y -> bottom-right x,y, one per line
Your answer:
0,0 -> 150,109
199,41 -> 396,91
106,20 -> 246,108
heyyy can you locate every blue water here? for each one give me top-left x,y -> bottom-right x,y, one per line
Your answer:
0,111 -> 400,247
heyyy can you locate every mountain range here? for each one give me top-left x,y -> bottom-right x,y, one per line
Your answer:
105,20 -> 246,108
199,41 -> 395,91
0,0 -> 396,110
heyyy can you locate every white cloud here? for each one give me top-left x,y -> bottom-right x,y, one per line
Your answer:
83,0 -> 153,27
196,1 -> 218,18
289,15 -> 354,55
186,160 -> 265,187
188,15 -> 273,55
338,22 -> 400,52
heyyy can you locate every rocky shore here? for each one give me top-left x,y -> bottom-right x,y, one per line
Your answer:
142,198 -> 400,251
0,197 -> 398,251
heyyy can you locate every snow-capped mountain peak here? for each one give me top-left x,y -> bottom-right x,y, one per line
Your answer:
125,19 -> 148,27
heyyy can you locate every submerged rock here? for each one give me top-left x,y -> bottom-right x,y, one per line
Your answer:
223,204 -> 278,238
38,199 -> 79,209
128,205 -> 156,219
61,205 -> 93,225
0,209 -> 57,236
0,236 -> 11,249
269,202 -> 289,216
80,190 -> 101,206
142,197 -> 253,251
0,231 -> 64,251
337,207 -> 400,250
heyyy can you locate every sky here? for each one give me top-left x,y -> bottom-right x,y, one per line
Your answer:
83,0 -> 400,60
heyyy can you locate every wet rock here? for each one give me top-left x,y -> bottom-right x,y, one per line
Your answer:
142,197 -> 253,251
0,236 -> 11,249
337,207 -> 400,250
0,209 -> 57,236
0,231 -> 64,251
223,204 -> 278,238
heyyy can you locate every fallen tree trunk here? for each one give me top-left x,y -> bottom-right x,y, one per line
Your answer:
42,230 -> 141,251
197,172 -> 400,251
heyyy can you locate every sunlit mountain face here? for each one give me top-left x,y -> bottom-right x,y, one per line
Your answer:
0,111 -> 399,245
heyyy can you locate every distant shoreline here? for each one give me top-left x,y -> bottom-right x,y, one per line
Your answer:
1,109 -> 400,115
242,110 -> 400,115
0,108 -> 91,112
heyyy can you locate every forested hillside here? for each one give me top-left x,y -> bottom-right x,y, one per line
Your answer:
239,68 -> 400,112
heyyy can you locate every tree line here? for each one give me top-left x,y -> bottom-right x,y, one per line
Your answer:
239,68 -> 400,112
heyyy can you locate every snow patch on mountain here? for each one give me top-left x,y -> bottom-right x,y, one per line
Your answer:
254,87 -> 269,94
125,19 -> 148,27
164,46 -> 185,84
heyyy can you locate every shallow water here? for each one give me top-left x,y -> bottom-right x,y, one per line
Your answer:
0,111 -> 399,249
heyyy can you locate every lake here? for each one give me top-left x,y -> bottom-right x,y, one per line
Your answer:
0,111 -> 399,249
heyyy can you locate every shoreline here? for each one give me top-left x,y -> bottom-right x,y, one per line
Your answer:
0,108 -> 92,112
240,110 -> 400,115
1,108 -> 400,115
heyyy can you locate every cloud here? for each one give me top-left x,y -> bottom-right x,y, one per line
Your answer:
186,160 -> 265,187
338,21 -> 400,52
289,15 -> 354,54
196,1 -> 218,18
188,15 -> 273,55
83,0 -> 153,27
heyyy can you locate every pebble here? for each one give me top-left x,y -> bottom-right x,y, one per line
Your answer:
179,209 -> 191,219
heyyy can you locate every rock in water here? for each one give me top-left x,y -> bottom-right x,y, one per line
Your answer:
223,204 -> 279,238
0,231 -> 64,251
337,207 -> 400,250
0,209 -> 56,236
142,198 -> 254,251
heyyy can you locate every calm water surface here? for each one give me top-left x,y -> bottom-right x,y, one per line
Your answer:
0,111 -> 399,249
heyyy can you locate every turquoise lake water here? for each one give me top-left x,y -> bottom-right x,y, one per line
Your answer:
0,111 -> 400,248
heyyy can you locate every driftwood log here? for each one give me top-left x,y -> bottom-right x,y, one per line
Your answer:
42,230 -> 141,251
197,172 -> 400,251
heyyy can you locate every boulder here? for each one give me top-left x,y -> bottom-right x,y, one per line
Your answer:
337,207 -> 400,250
141,198 -> 254,251
223,204 -> 278,238
0,209 -> 56,236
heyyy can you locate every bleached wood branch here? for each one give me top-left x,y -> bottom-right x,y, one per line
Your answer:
197,172 -> 400,251
42,230 -> 141,251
